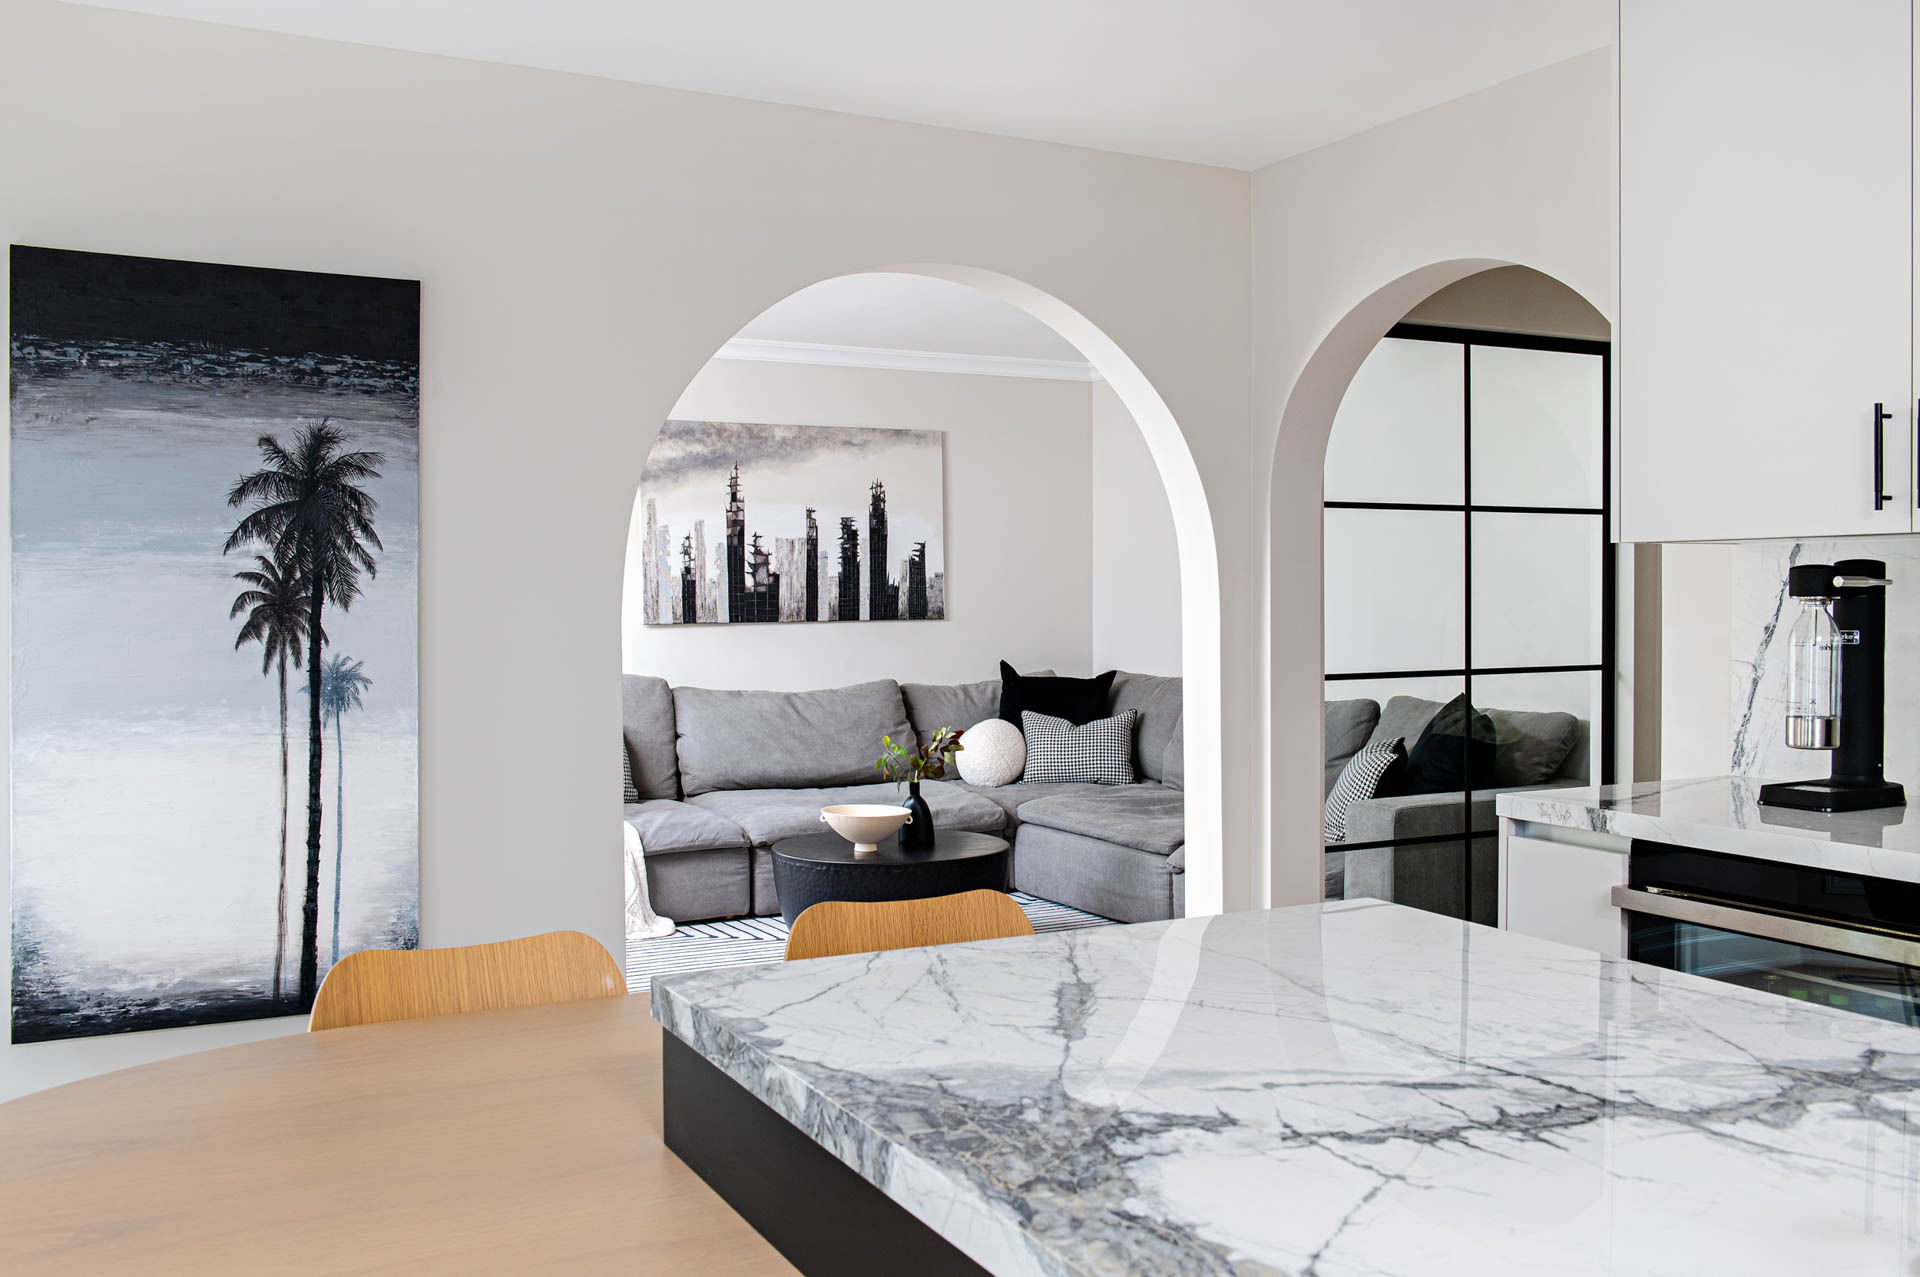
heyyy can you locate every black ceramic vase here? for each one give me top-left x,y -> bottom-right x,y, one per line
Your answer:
900,780 -> 935,848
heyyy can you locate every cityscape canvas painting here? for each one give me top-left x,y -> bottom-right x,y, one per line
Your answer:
641,420 -> 946,624
9,246 -> 420,1043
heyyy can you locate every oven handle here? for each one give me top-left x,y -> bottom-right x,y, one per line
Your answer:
1612,886 -> 1920,967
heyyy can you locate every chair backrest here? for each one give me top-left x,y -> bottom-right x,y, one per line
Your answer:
309,930 -> 626,1031
784,890 -> 1035,962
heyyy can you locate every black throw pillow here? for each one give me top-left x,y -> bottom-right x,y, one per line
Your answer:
1404,694 -> 1497,794
998,662 -> 1116,730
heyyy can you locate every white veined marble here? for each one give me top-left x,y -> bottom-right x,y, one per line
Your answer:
1730,536 -> 1920,784
1499,776 -> 1920,882
653,900 -> 1920,1276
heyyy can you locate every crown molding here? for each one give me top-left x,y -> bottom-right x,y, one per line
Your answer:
715,337 -> 1101,383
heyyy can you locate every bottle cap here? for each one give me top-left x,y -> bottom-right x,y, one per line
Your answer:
1787,564 -> 1837,598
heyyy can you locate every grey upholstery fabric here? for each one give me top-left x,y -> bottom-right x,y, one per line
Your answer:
954,779 -> 1165,825
1011,825 -> 1180,923
1109,671 -> 1182,784
672,679 -> 912,795
750,847 -> 779,916
622,674 -> 681,801
1341,835 -> 1496,924
1341,788 -> 1500,845
624,800 -> 751,857
1484,707 -> 1580,786
1324,698 -> 1382,796
642,847 -> 751,921
1016,787 -> 1185,856
1162,716 -> 1184,790
1362,695 -> 1440,757
900,670 -> 1052,752
688,780 -> 1007,846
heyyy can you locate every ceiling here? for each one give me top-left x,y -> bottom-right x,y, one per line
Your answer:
736,275 -> 1085,363
68,0 -> 1612,170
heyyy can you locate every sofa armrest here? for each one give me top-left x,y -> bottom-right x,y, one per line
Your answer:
1340,782 -> 1575,845
1340,788 -> 1499,845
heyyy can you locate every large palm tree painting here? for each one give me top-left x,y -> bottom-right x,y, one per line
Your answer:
9,247 -> 419,1042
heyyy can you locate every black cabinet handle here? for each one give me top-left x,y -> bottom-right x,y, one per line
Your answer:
1874,403 -> 1893,510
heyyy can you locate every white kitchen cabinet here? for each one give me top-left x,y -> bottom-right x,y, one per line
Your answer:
1499,824 -> 1628,957
1617,0 -> 1913,542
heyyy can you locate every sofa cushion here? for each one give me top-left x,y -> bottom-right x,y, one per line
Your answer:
1109,670 -> 1182,785
1485,707 -> 1581,787
999,663 -> 1115,729
622,674 -> 681,801
1162,715 -> 1184,791
1021,709 -> 1139,785
624,799 -> 751,857
954,779 -> 1164,825
901,671 -> 1052,752
688,780 -> 1007,847
1016,787 -> 1185,856
1325,698 -> 1383,796
1363,695 -> 1442,756
1405,694 -> 1497,794
1011,825 -> 1180,923
672,679 -> 912,796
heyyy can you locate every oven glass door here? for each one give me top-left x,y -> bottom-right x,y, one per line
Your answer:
1628,912 -> 1920,1027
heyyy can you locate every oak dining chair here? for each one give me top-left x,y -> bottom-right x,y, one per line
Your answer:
783,890 -> 1035,961
309,929 -> 627,1030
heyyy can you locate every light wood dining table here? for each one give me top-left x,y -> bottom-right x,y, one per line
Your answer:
0,993 -> 796,1275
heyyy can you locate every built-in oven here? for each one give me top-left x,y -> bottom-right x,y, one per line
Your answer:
1616,840 -> 1920,1027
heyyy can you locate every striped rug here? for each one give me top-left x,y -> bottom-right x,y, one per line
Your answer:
625,892 -> 1115,990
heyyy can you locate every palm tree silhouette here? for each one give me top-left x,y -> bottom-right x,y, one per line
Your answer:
309,655 -> 370,967
225,420 -> 384,1008
228,553 -> 312,1003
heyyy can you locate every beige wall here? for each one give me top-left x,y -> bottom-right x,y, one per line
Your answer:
1091,379 -> 1183,676
629,358 -> 1095,690
0,0 -> 1251,1098
1254,50 -> 1614,906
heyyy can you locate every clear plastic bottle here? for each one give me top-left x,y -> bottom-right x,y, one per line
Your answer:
1783,596 -> 1845,750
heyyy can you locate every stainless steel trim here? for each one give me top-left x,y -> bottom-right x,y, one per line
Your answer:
1612,886 -> 1920,967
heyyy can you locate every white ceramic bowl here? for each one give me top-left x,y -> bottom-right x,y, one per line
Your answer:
820,804 -> 913,855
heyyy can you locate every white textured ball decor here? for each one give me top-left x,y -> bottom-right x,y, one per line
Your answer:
956,718 -> 1026,787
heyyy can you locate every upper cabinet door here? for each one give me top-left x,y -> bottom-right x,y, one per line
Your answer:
1618,0 -> 1912,542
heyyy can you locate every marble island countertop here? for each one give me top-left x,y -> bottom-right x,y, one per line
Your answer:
1499,776 -> 1920,881
653,900 -> 1920,1276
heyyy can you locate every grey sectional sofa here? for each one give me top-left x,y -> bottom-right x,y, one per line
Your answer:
622,671 -> 1185,924
1323,693 -> 1589,919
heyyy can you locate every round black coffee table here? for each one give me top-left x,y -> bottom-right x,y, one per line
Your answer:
770,831 -> 1012,927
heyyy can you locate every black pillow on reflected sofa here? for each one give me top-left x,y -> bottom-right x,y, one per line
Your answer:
998,662 -> 1116,731
1404,694 -> 1497,793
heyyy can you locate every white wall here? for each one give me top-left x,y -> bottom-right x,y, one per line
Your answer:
1091,379 -> 1182,675
1256,51 -> 1613,907
1,0 -> 1251,1099
626,358 -> 1094,688
1659,543 -> 1734,778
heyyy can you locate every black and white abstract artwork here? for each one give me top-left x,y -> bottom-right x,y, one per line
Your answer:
9,246 -> 420,1042
640,419 -> 946,625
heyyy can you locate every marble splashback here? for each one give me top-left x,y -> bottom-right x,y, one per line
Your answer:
1730,535 -> 1920,783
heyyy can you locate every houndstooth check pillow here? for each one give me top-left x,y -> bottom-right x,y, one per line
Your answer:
622,742 -> 640,804
1020,709 -> 1139,785
1323,736 -> 1405,842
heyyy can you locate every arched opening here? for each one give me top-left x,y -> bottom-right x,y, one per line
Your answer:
618,266 -> 1223,961
1269,262 -> 1616,922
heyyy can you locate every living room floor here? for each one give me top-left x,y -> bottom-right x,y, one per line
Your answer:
623,891 -> 1114,990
